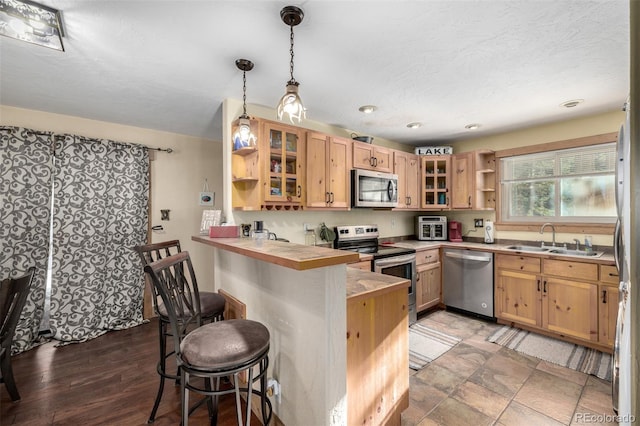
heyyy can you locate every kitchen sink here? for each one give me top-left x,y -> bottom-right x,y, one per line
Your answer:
547,248 -> 604,257
504,245 -> 550,252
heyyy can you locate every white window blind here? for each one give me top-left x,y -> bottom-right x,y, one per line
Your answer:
500,143 -> 616,223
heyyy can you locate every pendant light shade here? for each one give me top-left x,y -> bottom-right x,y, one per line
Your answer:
276,6 -> 306,124
232,58 -> 258,150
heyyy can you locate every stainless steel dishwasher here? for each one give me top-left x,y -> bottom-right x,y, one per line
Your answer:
442,248 -> 494,319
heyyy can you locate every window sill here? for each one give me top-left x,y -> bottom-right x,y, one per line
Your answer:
495,222 -> 615,235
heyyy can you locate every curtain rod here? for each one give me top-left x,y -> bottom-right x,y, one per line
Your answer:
147,147 -> 173,153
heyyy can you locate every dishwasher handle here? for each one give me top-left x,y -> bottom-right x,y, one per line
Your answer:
444,251 -> 492,262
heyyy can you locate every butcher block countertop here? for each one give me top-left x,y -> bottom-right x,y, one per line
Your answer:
192,236 -> 359,270
346,268 -> 410,302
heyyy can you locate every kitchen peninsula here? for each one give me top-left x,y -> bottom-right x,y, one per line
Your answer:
193,236 -> 410,426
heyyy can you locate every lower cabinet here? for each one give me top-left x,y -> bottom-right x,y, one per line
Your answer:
416,249 -> 441,312
347,285 -> 409,425
495,254 -> 612,350
599,264 -> 621,347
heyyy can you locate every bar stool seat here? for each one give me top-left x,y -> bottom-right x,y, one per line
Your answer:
181,319 -> 269,370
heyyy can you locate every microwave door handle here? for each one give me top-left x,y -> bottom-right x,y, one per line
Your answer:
387,180 -> 397,201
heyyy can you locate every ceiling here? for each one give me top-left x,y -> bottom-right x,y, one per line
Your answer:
0,1 -> 630,146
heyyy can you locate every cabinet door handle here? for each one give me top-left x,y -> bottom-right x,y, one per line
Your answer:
374,157 -> 378,167
330,192 -> 335,203
297,185 -> 302,197
325,192 -> 330,203
602,290 -> 607,304
468,195 -> 472,206
543,281 -> 547,293
369,157 -> 375,167
537,279 -> 541,292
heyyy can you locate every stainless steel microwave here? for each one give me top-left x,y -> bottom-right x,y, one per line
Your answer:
351,169 -> 398,208
416,216 -> 448,241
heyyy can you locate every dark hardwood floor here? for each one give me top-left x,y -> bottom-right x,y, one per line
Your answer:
1,318 -> 259,425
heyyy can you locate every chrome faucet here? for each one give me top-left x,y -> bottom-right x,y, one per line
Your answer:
573,238 -> 581,251
540,223 -> 556,247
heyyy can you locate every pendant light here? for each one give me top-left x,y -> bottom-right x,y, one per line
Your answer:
276,5 -> 306,124
232,58 -> 257,150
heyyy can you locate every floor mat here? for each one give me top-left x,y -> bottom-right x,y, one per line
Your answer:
409,321 -> 461,370
487,326 -> 612,381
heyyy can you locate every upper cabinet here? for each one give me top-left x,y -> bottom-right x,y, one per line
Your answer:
451,152 -> 474,209
263,122 -> 305,206
474,150 -> 496,210
353,141 -> 392,173
393,151 -> 420,209
450,150 -> 496,211
231,118 -> 305,211
420,156 -> 450,209
306,133 -> 352,209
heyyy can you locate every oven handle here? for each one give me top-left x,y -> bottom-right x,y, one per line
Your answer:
374,254 -> 416,267
445,251 -> 492,262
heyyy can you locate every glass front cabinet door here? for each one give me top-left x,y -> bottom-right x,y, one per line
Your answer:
264,122 -> 304,204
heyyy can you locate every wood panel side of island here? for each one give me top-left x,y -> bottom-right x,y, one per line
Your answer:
347,286 -> 409,425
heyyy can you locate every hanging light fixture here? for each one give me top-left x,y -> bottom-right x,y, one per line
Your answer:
232,58 -> 258,150
276,5 -> 305,124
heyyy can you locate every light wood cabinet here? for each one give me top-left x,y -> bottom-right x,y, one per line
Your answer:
495,265 -> 541,327
496,253 -> 612,349
451,152 -> 473,209
352,141 -> 392,172
474,150 -> 496,210
598,283 -> 619,347
599,264 -> 620,347
543,276 -> 598,342
415,249 -> 441,312
347,285 -> 409,425
393,151 -> 420,209
420,156 -> 450,209
305,133 -> 352,209
263,122 -> 305,205
348,260 -> 372,271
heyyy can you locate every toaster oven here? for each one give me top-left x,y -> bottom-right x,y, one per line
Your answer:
416,216 -> 448,241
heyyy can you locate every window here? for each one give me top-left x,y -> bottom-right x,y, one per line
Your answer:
500,143 -> 616,223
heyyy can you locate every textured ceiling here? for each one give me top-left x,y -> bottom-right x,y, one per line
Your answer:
0,0 -> 630,146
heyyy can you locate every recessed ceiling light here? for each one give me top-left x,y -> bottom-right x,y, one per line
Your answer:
560,99 -> 584,108
406,122 -> 422,129
358,105 -> 377,114
464,123 -> 481,130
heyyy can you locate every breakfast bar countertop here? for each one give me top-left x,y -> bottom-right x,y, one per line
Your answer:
192,235 -> 359,271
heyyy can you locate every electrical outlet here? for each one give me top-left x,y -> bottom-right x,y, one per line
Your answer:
474,218 -> 484,228
303,223 -> 311,232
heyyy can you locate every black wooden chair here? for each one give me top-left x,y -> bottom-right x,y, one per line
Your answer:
134,240 -> 226,423
0,267 -> 35,401
144,251 -> 272,425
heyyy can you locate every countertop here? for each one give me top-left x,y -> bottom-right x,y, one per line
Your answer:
346,267 -> 410,302
192,235 -> 359,271
386,240 -> 615,265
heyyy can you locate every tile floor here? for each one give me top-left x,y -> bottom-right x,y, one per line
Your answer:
401,310 -> 616,426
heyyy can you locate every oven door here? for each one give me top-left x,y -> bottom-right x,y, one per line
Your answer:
373,254 -> 417,325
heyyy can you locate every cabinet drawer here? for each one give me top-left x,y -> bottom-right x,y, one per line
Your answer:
495,254 -> 541,273
348,261 -> 372,271
543,259 -> 598,281
600,265 -> 619,284
416,249 -> 439,265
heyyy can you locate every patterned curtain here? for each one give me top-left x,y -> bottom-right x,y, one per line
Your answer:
49,134 -> 149,343
0,126 -> 53,354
